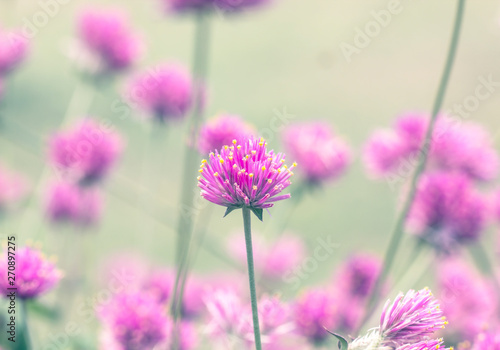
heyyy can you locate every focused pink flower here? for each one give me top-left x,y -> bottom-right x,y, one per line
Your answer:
408,171 -> 488,250
98,291 -> 171,350
198,137 -> 295,218
49,120 -> 123,184
45,181 -> 102,227
128,65 -> 193,123
78,9 -> 141,73
0,165 -> 28,212
363,112 -> 499,181
293,288 -> 338,344
282,122 -> 350,184
0,246 -> 62,299
0,29 -> 28,76
198,115 -> 255,154
437,258 -> 497,340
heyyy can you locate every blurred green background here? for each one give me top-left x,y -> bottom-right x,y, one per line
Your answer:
1,0 -> 500,347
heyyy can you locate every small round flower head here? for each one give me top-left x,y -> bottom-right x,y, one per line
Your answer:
408,171 -> 488,249
282,122 -> 350,184
293,288 -> 338,344
0,29 -> 28,77
379,288 -> 447,347
471,330 -> 500,350
198,115 -> 255,154
198,137 -> 295,215
335,253 -> 382,299
45,181 -> 102,227
77,9 -> 141,73
128,65 -> 193,123
437,258 -> 497,339
49,120 -> 123,184
363,112 -> 499,182
0,246 -> 62,299
98,291 -> 171,349
204,288 -> 247,340
163,0 -> 214,14
0,165 -> 28,212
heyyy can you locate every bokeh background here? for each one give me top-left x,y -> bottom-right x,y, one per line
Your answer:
1,0 -> 500,348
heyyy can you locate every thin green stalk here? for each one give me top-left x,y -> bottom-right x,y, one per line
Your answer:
361,0 -> 466,330
243,207 -> 262,350
17,300 -> 31,350
171,9 -> 212,348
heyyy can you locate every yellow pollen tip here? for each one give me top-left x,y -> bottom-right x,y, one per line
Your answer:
232,139 -> 237,144
267,179 -> 272,183
253,186 -> 257,190
220,159 -> 224,164
249,173 -> 254,178
198,169 -> 203,173
197,176 -> 201,180
292,162 -> 297,167
237,145 -> 241,149
202,159 -> 207,163
214,172 -> 219,176
224,145 -> 228,150
259,142 -> 264,146
262,166 -> 266,171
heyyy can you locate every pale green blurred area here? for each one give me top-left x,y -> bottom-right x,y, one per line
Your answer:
1,0 -> 500,348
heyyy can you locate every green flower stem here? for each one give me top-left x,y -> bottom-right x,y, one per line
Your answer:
17,300 -> 32,350
171,9 -> 212,347
243,207 -> 263,350
361,0 -> 466,330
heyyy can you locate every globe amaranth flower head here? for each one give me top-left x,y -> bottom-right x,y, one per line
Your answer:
198,137 -> 296,220
334,253 -> 382,299
293,288 -> 338,344
0,29 -> 28,77
437,258 -> 497,340
363,112 -> 499,182
78,8 -> 141,73
49,120 -> 123,185
98,291 -> 171,350
127,64 -> 193,123
282,121 -> 350,185
45,181 -> 102,227
0,246 -> 62,299
408,171 -> 488,250
198,114 -> 255,154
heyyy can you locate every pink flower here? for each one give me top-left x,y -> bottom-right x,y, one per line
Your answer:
127,65 -> 193,122
163,0 -> 213,13
49,120 -> 123,184
215,0 -> 271,12
0,165 -> 28,212
198,115 -> 255,154
98,291 -> 171,349
408,171 -> 488,249
437,258 -> 497,340
335,253 -> 382,299
78,9 -> 141,73
0,29 -> 28,76
363,112 -> 499,182
471,329 -> 500,350
198,137 -> 295,217
282,122 -> 350,184
45,181 -> 102,227
293,288 -> 338,344
0,246 -> 62,299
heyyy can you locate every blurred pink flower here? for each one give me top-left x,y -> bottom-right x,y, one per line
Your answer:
0,165 -> 28,212
227,232 -> 306,281
363,112 -> 499,181
282,122 -> 350,184
163,0 -> 213,13
49,120 -> 123,184
437,258 -> 498,340
293,288 -> 338,344
98,291 -> 171,350
471,329 -> 500,350
408,171 -> 488,250
0,246 -> 62,299
45,181 -> 102,227
127,65 -> 193,123
215,0 -> 271,12
0,29 -> 28,76
334,253 -> 381,299
78,8 -> 141,73
198,114 -> 255,154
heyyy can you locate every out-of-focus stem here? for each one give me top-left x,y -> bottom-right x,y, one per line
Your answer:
171,9 -> 212,347
360,0 -> 466,332
17,300 -> 32,350
243,207 -> 263,350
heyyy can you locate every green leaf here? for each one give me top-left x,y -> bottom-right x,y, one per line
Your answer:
223,206 -> 240,218
250,207 -> 263,222
324,329 -> 348,350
